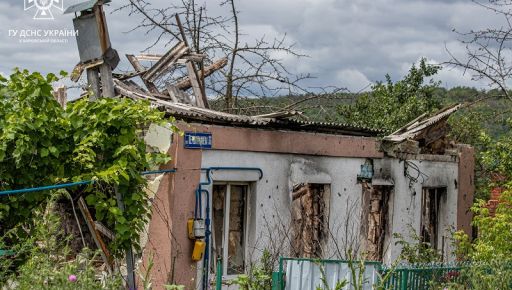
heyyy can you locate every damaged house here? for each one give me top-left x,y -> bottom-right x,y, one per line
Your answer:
63,3 -> 474,288
135,100 -> 474,289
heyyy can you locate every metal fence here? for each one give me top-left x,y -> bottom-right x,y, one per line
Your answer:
273,257 -> 463,290
276,257 -> 381,290
380,263 -> 463,290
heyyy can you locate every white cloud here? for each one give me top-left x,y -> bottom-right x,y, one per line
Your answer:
0,0 -> 504,92
336,69 -> 372,92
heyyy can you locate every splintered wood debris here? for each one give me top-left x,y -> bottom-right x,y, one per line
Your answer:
291,183 -> 330,258
381,104 -> 463,156
71,14 -> 228,109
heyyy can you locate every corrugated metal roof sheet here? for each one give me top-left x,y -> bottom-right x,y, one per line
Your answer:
383,103 -> 462,142
113,80 -> 381,136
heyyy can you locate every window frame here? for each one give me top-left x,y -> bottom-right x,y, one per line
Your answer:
420,186 -> 447,251
211,182 -> 250,278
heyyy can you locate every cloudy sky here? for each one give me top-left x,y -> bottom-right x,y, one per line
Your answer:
0,0 -> 502,93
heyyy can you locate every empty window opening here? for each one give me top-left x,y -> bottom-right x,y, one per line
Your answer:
421,187 -> 447,251
212,184 -> 248,276
291,183 -> 331,258
361,183 -> 392,261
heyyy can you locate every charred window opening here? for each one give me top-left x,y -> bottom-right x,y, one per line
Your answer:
421,187 -> 446,250
361,183 -> 392,261
291,183 -> 330,258
212,184 -> 248,275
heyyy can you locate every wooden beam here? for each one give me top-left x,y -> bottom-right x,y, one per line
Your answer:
99,63 -> 115,98
126,54 -> 159,94
186,61 -> 205,108
78,197 -> 113,271
175,57 -> 227,90
166,84 -> 194,104
143,42 -> 189,82
86,68 -> 100,101
136,54 -> 163,61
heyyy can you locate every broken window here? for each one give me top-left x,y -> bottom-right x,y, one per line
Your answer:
420,187 -> 447,250
361,183 -> 392,261
212,184 -> 248,275
291,183 -> 330,258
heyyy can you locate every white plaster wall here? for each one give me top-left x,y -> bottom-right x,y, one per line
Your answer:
375,159 -> 459,263
199,150 -> 460,271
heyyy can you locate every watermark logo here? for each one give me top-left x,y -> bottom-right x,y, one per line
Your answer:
24,0 -> 64,20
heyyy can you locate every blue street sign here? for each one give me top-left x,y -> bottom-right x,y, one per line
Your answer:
184,132 -> 212,149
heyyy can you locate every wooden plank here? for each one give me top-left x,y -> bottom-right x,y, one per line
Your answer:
166,84 -> 194,104
182,53 -> 207,62
186,61 -> 205,108
113,70 -> 146,80
86,68 -> 100,101
77,197 -> 113,272
52,86 -> 67,108
99,63 -> 115,98
136,54 -> 163,61
94,221 -> 115,240
175,57 -> 227,90
165,84 -> 180,102
126,54 -> 159,94
143,42 -> 189,82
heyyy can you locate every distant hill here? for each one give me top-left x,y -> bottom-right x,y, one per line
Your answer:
210,87 -> 512,140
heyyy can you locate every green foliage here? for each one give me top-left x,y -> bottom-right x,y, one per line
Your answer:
0,68 -> 178,256
316,262 -> 348,290
230,250 -> 273,290
448,181 -> 512,289
394,226 -> 441,264
1,194 -> 122,289
456,188 -> 512,261
338,58 -> 442,133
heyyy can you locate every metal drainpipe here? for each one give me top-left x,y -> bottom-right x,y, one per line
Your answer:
197,167 -> 263,290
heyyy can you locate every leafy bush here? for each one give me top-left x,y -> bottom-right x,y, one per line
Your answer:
394,226 -> 441,264
230,250 -> 273,290
0,193 -> 122,289
0,68 -> 178,257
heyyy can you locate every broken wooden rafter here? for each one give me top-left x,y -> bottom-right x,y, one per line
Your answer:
137,53 -> 206,63
186,61 -> 205,108
253,110 -> 302,119
113,70 -> 145,80
136,54 -> 163,61
166,84 -> 193,104
126,54 -> 159,94
175,57 -> 228,91
143,42 -> 189,82
71,58 -> 104,82
77,197 -> 113,272
94,221 -> 115,240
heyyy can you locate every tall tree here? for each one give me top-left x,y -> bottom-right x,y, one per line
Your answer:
337,58 -> 442,133
123,0 -> 311,111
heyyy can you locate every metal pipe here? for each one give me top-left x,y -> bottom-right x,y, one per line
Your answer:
115,187 -> 136,290
0,169 -> 177,196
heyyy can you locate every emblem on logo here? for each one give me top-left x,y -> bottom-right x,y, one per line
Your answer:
24,0 -> 63,20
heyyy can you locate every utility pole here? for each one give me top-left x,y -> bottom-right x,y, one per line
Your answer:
65,0 -> 119,100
